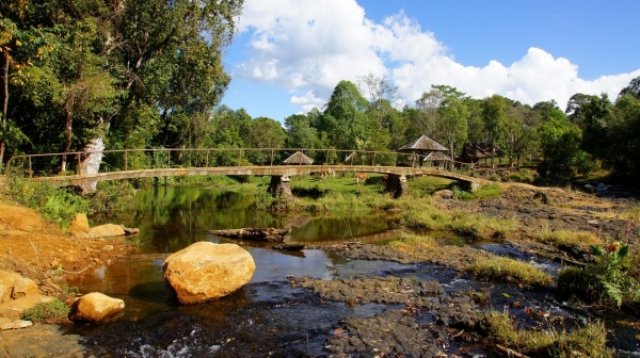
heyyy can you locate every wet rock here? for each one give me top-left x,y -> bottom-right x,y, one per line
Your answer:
292,277 -> 444,306
88,224 -> 126,239
326,310 -> 445,357
69,292 -> 124,323
123,227 -> 140,236
69,213 -> 90,237
0,319 -> 32,330
163,242 -> 256,304
0,324 -> 84,356
272,243 -> 305,251
433,189 -> 454,199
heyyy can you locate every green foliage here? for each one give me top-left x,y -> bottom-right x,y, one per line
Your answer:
538,112 -> 592,179
8,178 -> 89,228
22,299 -> 70,324
557,243 -> 640,307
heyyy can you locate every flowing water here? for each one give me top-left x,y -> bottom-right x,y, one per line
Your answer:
65,186 -> 639,357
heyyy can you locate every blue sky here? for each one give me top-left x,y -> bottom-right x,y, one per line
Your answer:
221,0 -> 640,122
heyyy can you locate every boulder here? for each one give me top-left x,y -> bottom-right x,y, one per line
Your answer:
433,189 -> 454,199
69,213 -> 90,237
11,277 -> 39,300
68,292 -> 124,323
163,242 -> 256,304
0,270 -> 22,303
88,224 -> 125,239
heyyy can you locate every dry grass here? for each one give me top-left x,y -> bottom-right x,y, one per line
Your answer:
536,229 -> 602,247
484,311 -> 608,357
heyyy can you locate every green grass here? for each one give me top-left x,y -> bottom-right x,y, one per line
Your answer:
7,178 -> 89,228
409,176 -> 455,196
484,311 -> 608,357
621,206 -> 640,224
453,183 -> 502,200
22,299 -> 70,324
467,257 -> 553,288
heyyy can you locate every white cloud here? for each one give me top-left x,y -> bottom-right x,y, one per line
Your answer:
235,0 -> 640,113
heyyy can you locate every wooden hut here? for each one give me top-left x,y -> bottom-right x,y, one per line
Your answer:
398,135 -> 448,166
283,151 -> 314,165
458,143 -> 503,164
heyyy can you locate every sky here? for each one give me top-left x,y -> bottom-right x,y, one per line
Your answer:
220,0 -> 640,122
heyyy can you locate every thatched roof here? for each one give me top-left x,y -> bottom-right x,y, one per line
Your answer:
459,143 -> 503,162
423,151 -> 451,162
398,135 -> 447,152
283,151 -> 314,165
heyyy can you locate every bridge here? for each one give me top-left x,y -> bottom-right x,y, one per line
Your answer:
6,148 -> 483,197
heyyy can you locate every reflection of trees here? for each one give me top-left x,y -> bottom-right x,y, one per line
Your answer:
291,216 -> 389,242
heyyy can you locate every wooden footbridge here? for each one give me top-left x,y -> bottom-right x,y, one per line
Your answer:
6,148 -> 482,196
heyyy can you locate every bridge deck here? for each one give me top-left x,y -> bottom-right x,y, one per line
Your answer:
32,165 -> 482,186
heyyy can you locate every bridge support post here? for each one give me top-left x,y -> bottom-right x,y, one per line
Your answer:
460,180 -> 480,192
268,175 -> 293,197
385,174 -> 409,199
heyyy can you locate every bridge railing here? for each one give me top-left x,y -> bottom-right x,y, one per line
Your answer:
5,147 -> 476,178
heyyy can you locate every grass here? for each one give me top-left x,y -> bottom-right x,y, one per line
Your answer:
453,183 -> 502,200
621,206 -> 640,224
467,257 -> 553,288
400,201 -> 518,240
22,298 -> 70,324
536,229 -> 602,247
484,311 -> 608,357
409,176 -> 455,196
7,178 -> 89,228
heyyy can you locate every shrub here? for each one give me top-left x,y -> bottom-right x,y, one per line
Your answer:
8,179 -> 89,228
22,299 -> 70,324
557,243 -> 640,307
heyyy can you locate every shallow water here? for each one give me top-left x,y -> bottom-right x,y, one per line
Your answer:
69,186 -> 639,356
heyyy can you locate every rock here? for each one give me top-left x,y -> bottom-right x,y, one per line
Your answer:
532,192 -> 549,204
433,189 -> 454,199
10,277 -> 39,300
69,213 -> 90,236
163,242 -> 256,304
583,183 -> 595,193
0,319 -> 32,330
0,270 -> 22,303
88,224 -> 125,239
272,243 -> 305,251
68,292 -> 125,323
0,204 -> 44,232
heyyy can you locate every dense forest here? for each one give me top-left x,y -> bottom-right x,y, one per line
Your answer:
1,1 -> 639,182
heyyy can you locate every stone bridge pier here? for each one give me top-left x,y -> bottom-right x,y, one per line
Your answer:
268,175 -> 293,197
385,174 -> 410,198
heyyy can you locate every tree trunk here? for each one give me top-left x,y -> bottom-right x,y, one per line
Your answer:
0,53 -> 9,164
61,109 -> 73,173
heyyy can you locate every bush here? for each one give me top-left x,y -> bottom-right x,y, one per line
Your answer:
8,179 -> 89,228
557,243 -> 640,307
22,299 -> 70,324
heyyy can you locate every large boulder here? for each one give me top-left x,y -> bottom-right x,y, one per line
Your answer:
0,270 -> 38,303
163,242 -> 255,304
88,224 -> 125,239
68,292 -> 124,323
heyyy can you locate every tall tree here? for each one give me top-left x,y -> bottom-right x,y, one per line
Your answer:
321,80 -> 368,149
437,95 -> 469,166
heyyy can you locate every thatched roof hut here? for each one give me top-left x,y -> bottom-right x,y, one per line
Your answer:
283,151 -> 314,165
423,151 -> 451,162
459,143 -> 503,163
398,135 -> 447,154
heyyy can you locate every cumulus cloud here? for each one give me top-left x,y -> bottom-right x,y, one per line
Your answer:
235,0 -> 640,113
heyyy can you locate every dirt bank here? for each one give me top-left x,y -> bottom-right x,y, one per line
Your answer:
0,202 -> 135,295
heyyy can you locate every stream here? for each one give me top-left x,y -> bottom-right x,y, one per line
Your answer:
65,186 -> 639,357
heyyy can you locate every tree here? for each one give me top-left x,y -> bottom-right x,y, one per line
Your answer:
321,81 -> 369,149
285,114 -> 319,149
619,76 -> 640,99
607,94 -> 640,181
538,110 -> 591,179
437,95 -> 469,166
